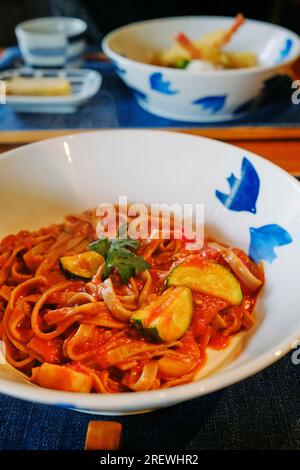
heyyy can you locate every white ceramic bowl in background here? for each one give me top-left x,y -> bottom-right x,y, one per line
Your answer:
102,16 -> 300,122
0,130 -> 300,415
15,17 -> 87,68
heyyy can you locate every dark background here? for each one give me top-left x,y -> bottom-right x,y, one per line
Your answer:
0,0 -> 300,47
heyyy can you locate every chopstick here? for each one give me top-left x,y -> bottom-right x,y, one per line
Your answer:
1,126 -> 300,145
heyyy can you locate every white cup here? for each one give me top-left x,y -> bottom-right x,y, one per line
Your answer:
15,17 -> 87,68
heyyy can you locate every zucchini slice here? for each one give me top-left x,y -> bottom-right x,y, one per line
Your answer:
167,258 -> 242,305
59,251 -> 104,280
131,286 -> 193,343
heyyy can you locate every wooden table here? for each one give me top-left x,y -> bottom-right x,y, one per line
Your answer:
0,127 -> 300,177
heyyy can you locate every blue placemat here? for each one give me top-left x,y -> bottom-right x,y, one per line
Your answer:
0,352 -> 299,450
0,49 -> 300,130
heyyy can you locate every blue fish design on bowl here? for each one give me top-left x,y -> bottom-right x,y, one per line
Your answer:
215,157 -> 260,213
149,72 -> 179,95
277,38 -> 293,63
249,224 -> 293,263
192,95 -> 227,114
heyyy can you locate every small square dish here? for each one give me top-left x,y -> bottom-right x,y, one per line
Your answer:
0,68 -> 102,113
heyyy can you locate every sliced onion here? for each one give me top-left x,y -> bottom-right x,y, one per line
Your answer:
100,278 -> 134,322
208,242 -> 263,292
128,361 -> 159,391
158,354 -> 195,378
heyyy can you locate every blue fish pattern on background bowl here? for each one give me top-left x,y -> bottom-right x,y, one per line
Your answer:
192,95 -> 227,114
277,38 -> 293,63
215,157 -> 260,213
249,224 -> 293,263
149,72 -> 179,95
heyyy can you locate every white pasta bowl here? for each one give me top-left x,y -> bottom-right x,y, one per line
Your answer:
102,16 -> 300,122
0,130 -> 300,415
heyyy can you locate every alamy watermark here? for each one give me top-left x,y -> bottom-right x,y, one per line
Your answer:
95,196 -> 204,250
292,80 -> 300,104
291,339 -> 300,365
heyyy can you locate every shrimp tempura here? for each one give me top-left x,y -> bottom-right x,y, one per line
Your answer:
213,13 -> 245,48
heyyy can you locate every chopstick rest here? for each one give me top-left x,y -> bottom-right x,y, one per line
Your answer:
85,421 -> 123,450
